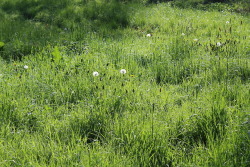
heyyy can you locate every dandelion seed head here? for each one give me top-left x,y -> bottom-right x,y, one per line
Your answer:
217,42 -> 222,47
93,71 -> 99,76
24,65 -> 28,69
120,69 -> 126,74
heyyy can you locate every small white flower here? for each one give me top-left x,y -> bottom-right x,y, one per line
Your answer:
0,74 -> 3,77
226,21 -> 230,24
93,71 -> 99,76
24,65 -> 28,69
217,42 -> 222,47
146,34 -> 152,37
120,69 -> 126,74
193,39 -> 198,42
181,33 -> 185,36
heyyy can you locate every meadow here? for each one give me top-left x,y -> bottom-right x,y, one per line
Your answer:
0,0 -> 250,166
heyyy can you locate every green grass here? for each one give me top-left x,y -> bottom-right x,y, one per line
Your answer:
0,1 -> 250,166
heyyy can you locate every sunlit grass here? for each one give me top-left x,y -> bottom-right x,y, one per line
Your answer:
0,1 -> 250,166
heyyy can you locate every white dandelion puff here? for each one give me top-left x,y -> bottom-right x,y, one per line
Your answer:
120,69 -> 126,74
93,71 -> 99,76
217,42 -> 222,47
24,65 -> 29,69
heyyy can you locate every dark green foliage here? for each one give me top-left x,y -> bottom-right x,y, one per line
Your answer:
0,0 -> 129,28
84,0 -> 129,29
147,0 -> 250,13
189,107 -> 228,145
148,0 -> 240,4
155,60 -> 198,84
0,99 -> 17,126
0,0 -> 130,60
0,18 -> 60,60
68,113 -> 107,143
112,124 -> 173,167
1,0 -> 70,20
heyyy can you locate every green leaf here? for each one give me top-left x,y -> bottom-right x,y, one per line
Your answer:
0,41 -> 5,48
52,46 -> 62,63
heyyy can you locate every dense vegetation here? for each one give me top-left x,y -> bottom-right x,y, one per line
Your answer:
0,0 -> 249,166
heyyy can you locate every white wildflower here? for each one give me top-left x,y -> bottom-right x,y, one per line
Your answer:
120,69 -> 126,74
24,65 -> 28,69
217,42 -> 222,47
193,39 -> 198,42
93,71 -> 99,76
181,33 -> 185,36
146,34 -> 152,37
226,21 -> 230,24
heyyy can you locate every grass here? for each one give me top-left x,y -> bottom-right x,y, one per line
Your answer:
0,1 -> 250,166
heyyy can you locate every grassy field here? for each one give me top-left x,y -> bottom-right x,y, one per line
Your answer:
0,0 -> 250,166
